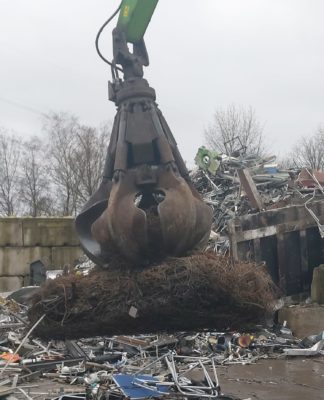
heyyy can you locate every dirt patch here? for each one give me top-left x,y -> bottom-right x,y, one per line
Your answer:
220,358 -> 324,400
28,252 -> 279,339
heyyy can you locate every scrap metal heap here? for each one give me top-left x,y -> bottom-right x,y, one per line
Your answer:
0,288 -> 323,400
192,146 -> 324,254
28,253 -> 278,339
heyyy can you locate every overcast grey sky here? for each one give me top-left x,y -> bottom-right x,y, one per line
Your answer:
1,0 -> 323,163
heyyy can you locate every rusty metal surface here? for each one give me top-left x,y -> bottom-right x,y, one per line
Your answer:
298,168 -> 324,187
237,168 -> 264,210
76,15 -> 212,265
76,76 -> 212,265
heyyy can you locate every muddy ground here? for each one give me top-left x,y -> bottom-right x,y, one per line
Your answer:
220,358 -> 324,400
18,358 -> 324,400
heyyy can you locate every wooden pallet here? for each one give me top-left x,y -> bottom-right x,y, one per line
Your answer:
228,200 -> 324,295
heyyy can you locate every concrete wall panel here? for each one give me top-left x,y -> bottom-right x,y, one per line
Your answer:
0,247 -> 52,276
0,219 -> 23,246
51,246 -> 83,268
278,305 -> 324,338
23,218 -> 79,247
0,217 -> 83,292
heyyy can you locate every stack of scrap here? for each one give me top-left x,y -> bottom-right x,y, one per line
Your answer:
193,147 -> 324,253
28,252 -> 278,339
0,288 -> 323,400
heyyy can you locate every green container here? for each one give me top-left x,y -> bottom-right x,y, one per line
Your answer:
117,0 -> 159,43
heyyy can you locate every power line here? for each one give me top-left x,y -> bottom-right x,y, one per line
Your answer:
0,96 -> 47,117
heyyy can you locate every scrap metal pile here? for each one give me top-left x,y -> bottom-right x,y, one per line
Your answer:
0,293 -> 323,400
27,253 -> 277,339
192,146 -> 324,253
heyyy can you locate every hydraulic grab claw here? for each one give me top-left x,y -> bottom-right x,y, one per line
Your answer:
75,3 -> 212,265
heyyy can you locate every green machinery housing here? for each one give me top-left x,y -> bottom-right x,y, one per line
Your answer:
117,0 -> 159,43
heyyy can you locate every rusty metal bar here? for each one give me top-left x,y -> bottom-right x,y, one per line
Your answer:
238,168 -> 264,211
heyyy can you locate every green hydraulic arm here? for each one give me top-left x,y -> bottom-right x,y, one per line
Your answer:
112,0 -> 159,79
117,0 -> 159,44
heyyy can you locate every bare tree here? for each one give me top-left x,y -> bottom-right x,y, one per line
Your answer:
204,104 -> 265,156
43,112 -> 82,215
44,112 -> 111,216
290,127 -> 324,170
74,122 -> 110,204
0,129 -> 21,216
277,156 -> 296,169
19,136 -> 54,216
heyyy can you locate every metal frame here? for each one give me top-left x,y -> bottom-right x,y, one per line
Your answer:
132,351 -> 221,398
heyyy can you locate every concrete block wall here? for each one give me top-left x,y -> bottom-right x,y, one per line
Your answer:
278,305 -> 324,338
0,217 -> 83,292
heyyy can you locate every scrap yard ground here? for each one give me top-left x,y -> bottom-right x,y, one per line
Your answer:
20,359 -> 324,400
220,359 -> 324,400
1,0 -> 324,399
